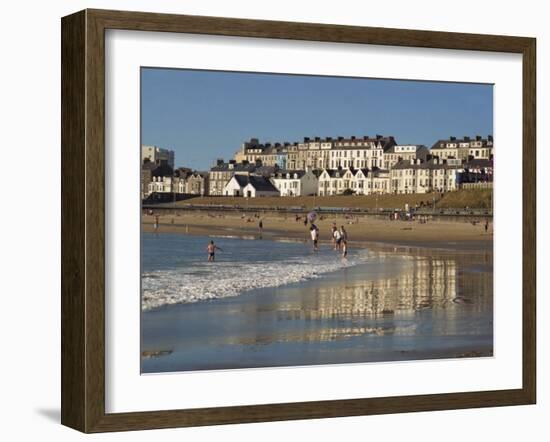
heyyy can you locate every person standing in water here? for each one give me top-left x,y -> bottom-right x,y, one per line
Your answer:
330,222 -> 337,249
310,223 -> 319,251
340,225 -> 348,242
207,240 -> 222,262
333,226 -> 342,251
341,239 -> 348,259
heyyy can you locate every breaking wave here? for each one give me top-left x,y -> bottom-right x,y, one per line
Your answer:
142,249 -> 368,311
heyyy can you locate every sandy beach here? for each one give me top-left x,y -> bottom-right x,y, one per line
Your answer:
142,211 -> 492,251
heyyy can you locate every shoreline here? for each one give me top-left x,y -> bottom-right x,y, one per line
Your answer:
142,212 -> 493,253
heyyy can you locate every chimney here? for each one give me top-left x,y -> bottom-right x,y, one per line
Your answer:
363,135 -> 369,140
351,136 -> 356,140
229,159 -> 236,165
464,136 -> 470,141
450,136 -> 456,141
216,158 -> 224,166
476,135 -> 482,141
376,134 -> 383,140
315,137 -> 321,142
304,137 -> 310,143
488,135 -> 493,142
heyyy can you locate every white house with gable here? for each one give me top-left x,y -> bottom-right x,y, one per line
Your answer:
223,174 -> 280,197
271,170 -> 319,196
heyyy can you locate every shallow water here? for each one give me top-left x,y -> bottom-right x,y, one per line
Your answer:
142,233 -> 368,309
141,233 -> 493,373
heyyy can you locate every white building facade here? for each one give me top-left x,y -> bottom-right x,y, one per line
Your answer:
271,170 -> 319,196
390,158 -> 462,194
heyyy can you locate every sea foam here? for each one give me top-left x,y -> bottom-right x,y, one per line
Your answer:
142,250 -> 367,311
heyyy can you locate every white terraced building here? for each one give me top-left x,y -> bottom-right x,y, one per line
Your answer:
270,170 -> 319,196
317,167 -> 390,196
390,158 -> 463,194
430,136 -> 493,161
382,144 -> 429,170
233,135 -> 396,171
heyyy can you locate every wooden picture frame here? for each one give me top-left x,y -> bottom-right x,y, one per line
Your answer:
61,8 -> 536,433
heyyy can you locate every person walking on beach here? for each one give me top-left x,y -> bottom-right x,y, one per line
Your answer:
310,223 -> 320,251
207,240 -> 222,262
258,219 -> 263,236
153,214 -> 159,232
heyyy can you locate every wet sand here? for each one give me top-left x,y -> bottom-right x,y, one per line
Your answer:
142,211 -> 493,251
141,243 -> 493,373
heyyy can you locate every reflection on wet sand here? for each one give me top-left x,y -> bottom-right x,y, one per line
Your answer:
141,248 -> 493,372
218,252 -> 492,347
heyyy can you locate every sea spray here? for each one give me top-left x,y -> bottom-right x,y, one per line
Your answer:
141,234 -> 369,311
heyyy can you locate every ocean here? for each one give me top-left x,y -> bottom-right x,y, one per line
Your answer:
141,232 -> 368,310
141,232 -> 493,373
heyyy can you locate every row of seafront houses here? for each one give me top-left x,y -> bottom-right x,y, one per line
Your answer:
141,134 -> 493,200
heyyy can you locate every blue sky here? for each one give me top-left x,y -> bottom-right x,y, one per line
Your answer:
141,68 -> 493,171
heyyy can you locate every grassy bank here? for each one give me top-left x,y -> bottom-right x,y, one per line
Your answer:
158,189 -> 492,210
436,189 -> 492,209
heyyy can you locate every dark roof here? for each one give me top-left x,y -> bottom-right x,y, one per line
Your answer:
430,137 -> 493,150
210,162 -> 257,172
385,144 -> 426,154
247,176 -> 279,192
231,175 -> 278,192
464,159 -> 493,169
332,136 -> 396,151
240,135 -> 397,152
273,170 -> 307,179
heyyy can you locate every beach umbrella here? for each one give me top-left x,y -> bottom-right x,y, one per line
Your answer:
307,211 -> 318,222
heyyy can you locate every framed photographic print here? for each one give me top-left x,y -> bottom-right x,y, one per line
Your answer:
61,9 -> 536,433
